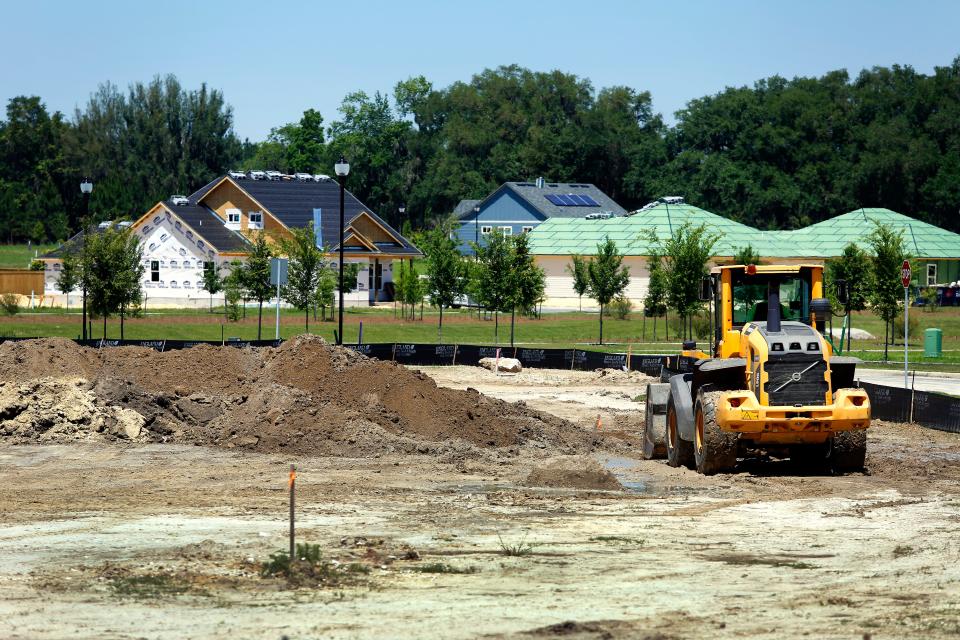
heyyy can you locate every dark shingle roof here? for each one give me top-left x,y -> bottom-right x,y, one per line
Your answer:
161,200 -> 249,253
230,178 -> 420,255
453,199 -> 481,219
504,182 -> 627,218
459,182 -> 627,220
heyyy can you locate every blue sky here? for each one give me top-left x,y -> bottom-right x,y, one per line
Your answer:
2,0 -> 958,140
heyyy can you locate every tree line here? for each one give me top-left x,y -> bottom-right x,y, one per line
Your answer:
3,58 -> 960,244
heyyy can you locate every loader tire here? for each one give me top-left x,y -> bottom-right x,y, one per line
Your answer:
830,429 -> 867,472
642,383 -> 669,460
694,389 -> 738,475
666,395 -> 694,469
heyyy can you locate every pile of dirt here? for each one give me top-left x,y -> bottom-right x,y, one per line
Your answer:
524,456 -> 623,491
0,336 -> 601,459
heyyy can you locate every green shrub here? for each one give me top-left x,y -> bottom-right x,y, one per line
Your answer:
0,293 -> 19,316
892,313 -> 920,343
607,295 -> 633,320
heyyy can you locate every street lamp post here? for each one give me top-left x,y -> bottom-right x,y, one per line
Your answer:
398,204 -> 406,229
80,178 -> 93,340
334,156 -> 350,345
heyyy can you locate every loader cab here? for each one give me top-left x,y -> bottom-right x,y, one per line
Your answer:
713,264 -> 825,358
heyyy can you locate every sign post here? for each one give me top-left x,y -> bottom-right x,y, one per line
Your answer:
901,260 -> 911,388
270,258 -> 289,340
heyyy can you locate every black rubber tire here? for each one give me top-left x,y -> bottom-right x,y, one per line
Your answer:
830,429 -> 867,472
693,389 -> 738,475
666,395 -> 694,469
642,383 -> 668,460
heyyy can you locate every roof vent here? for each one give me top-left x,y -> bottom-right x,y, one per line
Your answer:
536,177 -> 545,189
170,195 -> 189,206
660,196 -> 685,204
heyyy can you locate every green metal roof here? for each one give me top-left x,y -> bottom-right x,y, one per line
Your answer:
529,204 -> 960,259
528,202 -> 800,257
780,208 -> 960,259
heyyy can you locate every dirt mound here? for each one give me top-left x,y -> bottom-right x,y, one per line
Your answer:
524,456 -> 623,491
0,336 -> 599,459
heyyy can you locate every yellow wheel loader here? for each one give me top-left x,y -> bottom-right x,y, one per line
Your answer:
642,264 -> 870,475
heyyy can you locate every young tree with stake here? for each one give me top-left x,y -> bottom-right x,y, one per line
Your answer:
508,232 -> 545,346
585,236 -> 630,345
566,254 -> 589,312
201,261 -> 223,313
281,224 -> 324,333
472,230 -> 514,344
422,224 -> 468,342
56,250 -> 80,311
241,234 -> 274,340
867,222 -> 908,361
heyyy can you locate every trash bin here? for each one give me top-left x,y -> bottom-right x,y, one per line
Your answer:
924,328 -> 943,358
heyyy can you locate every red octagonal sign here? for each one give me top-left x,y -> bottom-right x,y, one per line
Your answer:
901,260 -> 911,288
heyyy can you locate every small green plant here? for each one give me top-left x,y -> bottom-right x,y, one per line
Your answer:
0,293 -> 19,316
410,563 -> 479,574
260,542 -> 370,588
604,295 -> 633,320
497,534 -> 535,557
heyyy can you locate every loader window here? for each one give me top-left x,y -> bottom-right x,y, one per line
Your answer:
732,275 -> 810,326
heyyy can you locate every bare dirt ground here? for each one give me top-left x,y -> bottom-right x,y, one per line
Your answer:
1,350 -> 959,639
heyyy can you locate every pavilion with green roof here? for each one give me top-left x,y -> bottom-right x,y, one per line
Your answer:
527,201 -> 960,309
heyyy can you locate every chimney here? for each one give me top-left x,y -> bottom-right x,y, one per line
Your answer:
536,177 -> 544,189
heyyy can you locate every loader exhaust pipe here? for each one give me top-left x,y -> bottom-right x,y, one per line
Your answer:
767,281 -> 781,333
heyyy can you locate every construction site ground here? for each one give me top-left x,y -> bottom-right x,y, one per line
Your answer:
1,343 -> 959,639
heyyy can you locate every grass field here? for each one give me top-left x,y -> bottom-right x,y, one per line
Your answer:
0,244 -> 55,269
2,304 -> 959,370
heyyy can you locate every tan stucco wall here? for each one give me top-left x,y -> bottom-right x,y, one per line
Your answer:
535,255 -> 827,310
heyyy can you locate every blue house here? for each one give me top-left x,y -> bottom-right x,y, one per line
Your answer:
454,179 -> 627,255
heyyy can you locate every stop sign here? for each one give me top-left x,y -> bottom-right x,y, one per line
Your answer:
901,260 -> 911,288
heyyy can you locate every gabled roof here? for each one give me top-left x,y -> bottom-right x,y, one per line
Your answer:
528,202 -> 794,256
159,199 -> 250,253
780,208 -> 960,259
453,199 -> 481,218
459,181 -> 627,220
528,203 -> 960,259
213,177 -> 421,256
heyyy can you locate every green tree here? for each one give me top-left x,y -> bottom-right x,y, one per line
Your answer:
585,236 -> 631,345
733,245 -> 761,265
825,242 -> 872,352
240,234 -> 274,340
867,221 -> 908,360
315,261 -> 336,322
223,260 -> 245,322
644,249 -> 669,340
507,232 -> 546,345
56,250 -> 81,310
82,226 -> 143,339
649,222 -> 721,341
395,261 -> 424,321
280,224 -> 324,332
566,254 -> 589,312
201,261 -> 223,313
422,223 -> 468,341
472,230 -> 514,343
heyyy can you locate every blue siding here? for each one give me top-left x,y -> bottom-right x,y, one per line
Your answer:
456,189 -> 544,255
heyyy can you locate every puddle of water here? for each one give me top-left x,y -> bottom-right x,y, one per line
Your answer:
599,456 -> 651,494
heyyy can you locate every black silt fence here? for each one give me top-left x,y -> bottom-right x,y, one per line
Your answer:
860,381 -> 913,423
452,345 -> 507,367
912,389 -> 960,434
347,343 -> 396,361
632,355 -> 667,377
391,343 -> 458,366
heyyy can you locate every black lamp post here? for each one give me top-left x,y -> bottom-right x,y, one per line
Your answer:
398,204 -> 406,228
334,156 -> 350,345
79,178 -> 93,340
473,204 -> 480,258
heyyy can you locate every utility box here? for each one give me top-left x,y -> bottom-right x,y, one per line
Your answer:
924,328 -> 943,358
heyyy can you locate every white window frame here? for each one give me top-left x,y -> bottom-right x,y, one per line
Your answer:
480,225 -> 493,236
226,208 -> 241,229
521,226 -> 534,234
927,263 -> 937,286
248,211 -> 264,230
499,226 -> 513,236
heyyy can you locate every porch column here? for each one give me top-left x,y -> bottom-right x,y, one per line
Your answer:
371,257 -> 380,306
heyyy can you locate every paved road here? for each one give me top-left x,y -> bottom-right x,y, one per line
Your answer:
857,368 -> 960,394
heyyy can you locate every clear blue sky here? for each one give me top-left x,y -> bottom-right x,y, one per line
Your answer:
2,0 -> 958,141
